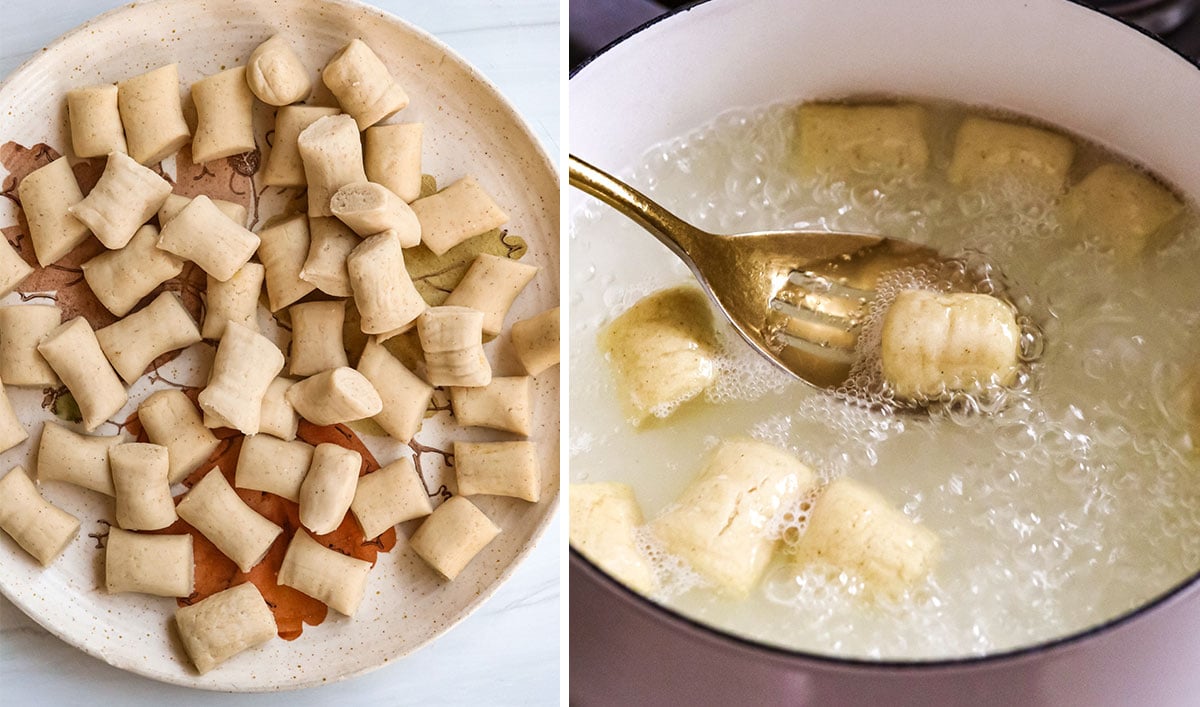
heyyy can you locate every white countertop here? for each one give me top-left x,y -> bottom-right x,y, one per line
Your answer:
0,1 -> 561,704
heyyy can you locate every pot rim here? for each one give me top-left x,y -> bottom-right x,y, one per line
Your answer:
568,0 -> 1200,672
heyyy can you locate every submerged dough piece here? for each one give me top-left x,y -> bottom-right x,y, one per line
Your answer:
174,582 -> 277,675
298,443 -> 361,535
37,318 -> 127,432
454,441 -> 539,502
176,469 -> 283,573
651,438 -> 814,597
599,286 -> 718,426
68,151 -> 172,250
450,376 -> 532,436
321,38 -> 409,130
117,64 -> 191,165
105,527 -> 193,597
234,434 -> 314,503
138,389 -> 219,484
0,466 -> 80,566
277,530 -> 372,616
410,176 -> 508,256
510,306 -> 559,376
364,123 -> 422,203
96,291 -> 202,384
797,103 -> 929,173
569,482 -> 656,595
198,321 -> 285,434
795,477 -> 940,598
442,254 -> 538,336
17,156 -> 90,266
67,83 -> 128,158
37,422 -> 123,495
246,35 -> 312,106
350,456 -> 432,540
880,289 -> 1020,400
1062,162 -> 1184,258
409,496 -> 500,581
947,116 -> 1075,191
0,304 -> 61,386
82,224 -> 183,317
355,337 -> 432,443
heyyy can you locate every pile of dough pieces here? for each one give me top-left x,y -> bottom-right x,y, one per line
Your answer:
0,34 -> 560,676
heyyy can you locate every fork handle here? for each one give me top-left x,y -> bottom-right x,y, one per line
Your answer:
568,154 -> 701,261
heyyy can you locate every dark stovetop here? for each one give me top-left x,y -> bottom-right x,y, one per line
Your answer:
569,0 -> 1200,72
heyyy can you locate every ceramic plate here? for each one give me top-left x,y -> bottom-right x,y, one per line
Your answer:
0,0 -> 559,691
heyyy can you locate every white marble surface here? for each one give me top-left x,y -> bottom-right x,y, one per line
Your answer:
0,0 -> 561,703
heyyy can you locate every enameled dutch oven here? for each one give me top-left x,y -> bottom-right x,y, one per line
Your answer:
568,1 -> 1200,705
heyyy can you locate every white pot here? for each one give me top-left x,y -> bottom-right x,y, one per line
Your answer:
569,1 -> 1200,705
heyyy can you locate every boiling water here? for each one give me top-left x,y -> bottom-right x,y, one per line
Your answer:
569,101 -> 1200,659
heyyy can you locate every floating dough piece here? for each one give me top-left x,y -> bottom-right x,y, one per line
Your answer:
795,477 -> 940,598
796,103 -> 929,174
191,66 -> 256,163
298,443 -> 361,535
246,35 -> 312,106
105,527 -> 193,597
0,304 -> 61,386
297,114 -> 368,217
569,482 -> 656,595
0,466 -> 79,566
355,338 -> 433,443
202,262 -> 265,339
277,530 -> 372,616
285,367 -> 382,426
17,156 -> 90,266
651,438 -> 815,597
321,39 -> 409,130
454,441 -> 539,502
67,83 -> 128,158
288,300 -> 348,376
880,289 -> 1020,400
109,443 -> 175,531
81,224 -> 183,317
118,64 -> 191,165
364,123 -> 422,203
417,306 -> 492,388
1062,162 -> 1185,258
300,217 -> 358,297
159,193 -> 247,228
198,321 -> 285,435
68,151 -> 172,250
443,254 -> 539,336
410,176 -> 509,256
174,581 -> 277,675
347,231 -> 427,334
176,469 -> 283,573
36,422 -> 123,495
96,292 -> 202,385
350,456 -> 432,539
0,237 -> 34,299
409,496 -> 500,581
234,434 -> 314,502
138,390 -> 219,484
599,286 -> 718,426
0,381 -> 27,455
37,318 -> 127,432
450,376 -> 532,436
258,214 -> 316,312
511,307 -> 560,376
330,181 -> 421,246
947,116 -> 1075,191
158,195 -> 261,282
258,377 -> 300,441
262,105 -> 341,187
